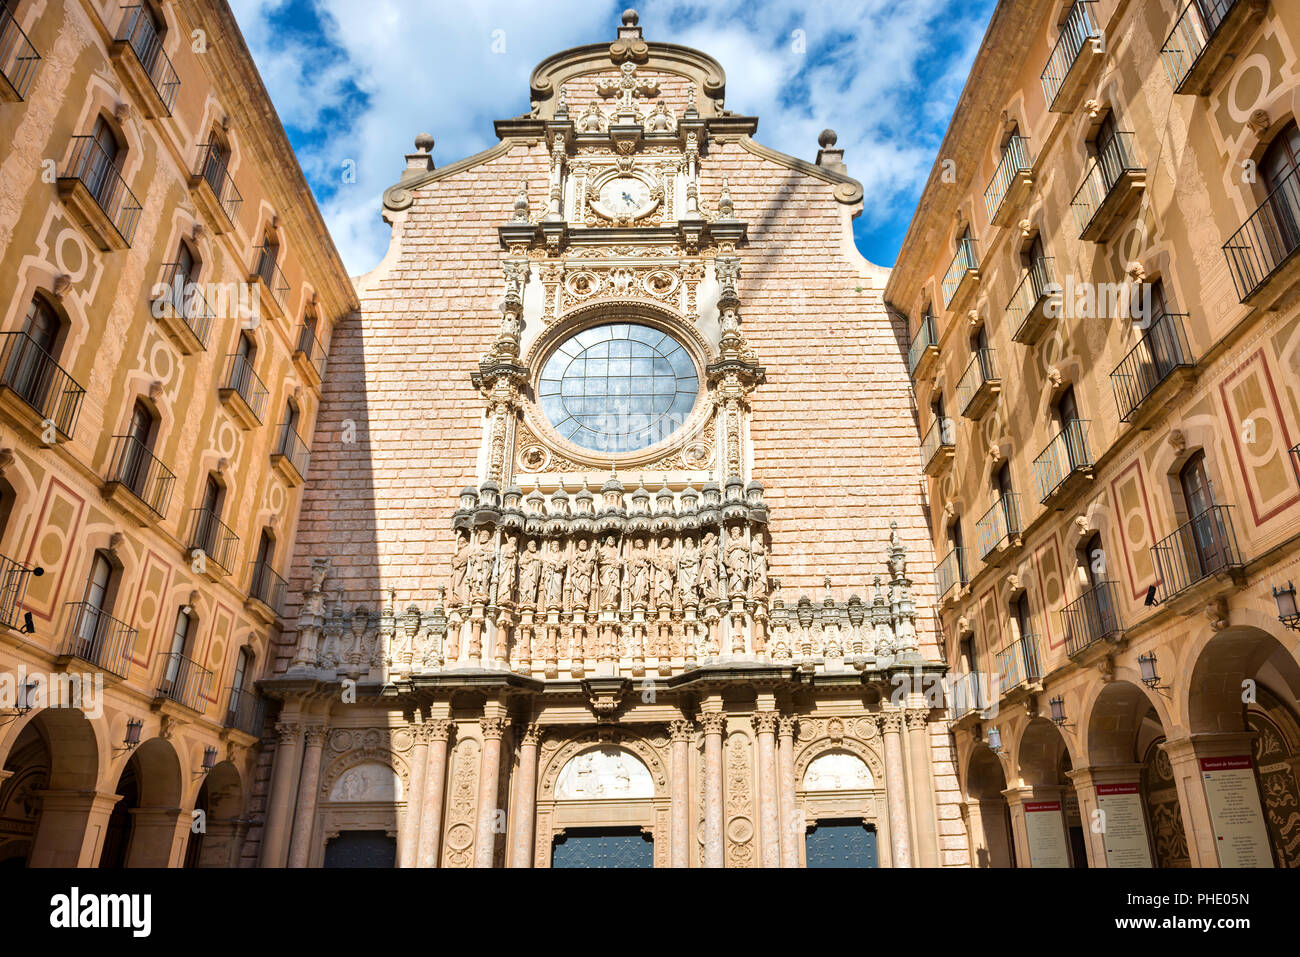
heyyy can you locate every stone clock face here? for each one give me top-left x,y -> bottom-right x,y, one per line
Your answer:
598,176 -> 654,218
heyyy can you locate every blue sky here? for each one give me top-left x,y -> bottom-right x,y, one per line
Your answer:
228,0 -> 996,275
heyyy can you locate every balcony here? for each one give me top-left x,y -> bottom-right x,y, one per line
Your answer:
57,603 -> 135,679
1061,580 -> 1124,658
1034,419 -> 1093,504
109,5 -> 179,117
1041,1 -> 1103,113
155,652 -> 212,713
1224,162 -> 1300,307
250,245 -> 290,319
941,237 -> 980,312
151,262 -> 214,354
292,323 -> 327,388
1110,312 -> 1196,426
271,421 -> 310,485
956,349 -> 1000,419
102,434 -> 175,524
1072,132 -> 1145,242
0,554 -> 40,632
0,332 -> 85,440
223,687 -> 266,738
186,507 -> 238,579
1162,0 -> 1267,96
976,493 -> 1022,564
995,634 -> 1044,695
247,560 -> 287,622
985,135 -> 1035,226
190,142 -> 243,231
920,415 -> 955,476
935,547 -> 968,604
907,312 -> 940,382
56,136 -> 142,250
0,3 -> 40,101
949,670 -> 992,723
1152,505 -> 1245,605
218,354 -> 267,429
1007,257 -> 1059,345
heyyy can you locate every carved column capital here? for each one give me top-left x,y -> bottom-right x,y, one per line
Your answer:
669,718 -> 695,742
521,722 -> 543,746
425,718 -> 454,742
878,710 -> 904,735
777,715 -> 798,739
700,711 -> 727,736
275,721 -> 300,745
905,710 -> 930,732
480,716 -> 511,740
302,725 -> 328,747
752,710 -> 780,735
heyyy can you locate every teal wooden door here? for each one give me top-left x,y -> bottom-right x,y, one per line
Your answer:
805,820 -> 878,868
551,828 -> 654,868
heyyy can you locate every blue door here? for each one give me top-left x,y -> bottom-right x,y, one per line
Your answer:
805,820 -> 878,868
322,830 -> 396,868
552,828 -> 654,868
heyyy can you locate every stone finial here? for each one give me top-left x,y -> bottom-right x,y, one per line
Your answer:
818,129 -> 838,148
718,178 -> 734,218
512,180 -> 530,223
622,8 -> 638,25
406,134 -> 435,175
816,129 -> 845,172
414,133 -> 435,153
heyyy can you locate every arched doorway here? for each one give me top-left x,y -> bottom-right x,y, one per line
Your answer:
0,724 -> 49,866
185,761 -> 244,868
543,743 -> 661,868
965,742 -> 1014,867
100,736 -> 183,867
1014,717 -> 1081,867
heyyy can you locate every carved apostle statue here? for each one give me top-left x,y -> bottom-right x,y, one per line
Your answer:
542,538 -> 567,609
517,538 -> 542,606
497,533 -> 519,603
627,537 -> 651,607
569,537 -> 596,613
450,530 -> 471,604
725,526 -> 749,599
652,535 -> 676,607
749,537 -> 769,601
677,535 -> 701,605
598,534 -> 622,609
466,528 -> 495,602
700,530 -> 720,604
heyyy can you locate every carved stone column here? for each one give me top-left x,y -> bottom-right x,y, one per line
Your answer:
509,723 -> 542,867
669,718 -> 694,868
401,720 -> 430,867
287,725 -> 326,867
701,710 -> 726,868
473,714 -> 511,868
879,710 -> 912,868
905,709 -> 940,867
417,719 -> 453,867
777,715 -> 799,867
753,710 -> 781,868
260,721 -> 301,867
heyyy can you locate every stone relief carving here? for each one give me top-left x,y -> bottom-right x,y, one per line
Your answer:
802,751 -> 874,791
555,746 -> 654,799
329,763 -> 403,803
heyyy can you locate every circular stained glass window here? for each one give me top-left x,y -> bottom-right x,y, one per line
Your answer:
538,323 -> 699,454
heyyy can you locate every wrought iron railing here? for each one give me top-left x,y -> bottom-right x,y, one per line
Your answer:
1223,161 -> 1300,302
1161,0 -> 1244,91
116,5 -> 179,113
1034,419 -> 1092,502
252,245 -> 289,307
935,546 -> 968,601
1061,580 -> 1123,656
295,323 -> 327,380
1041,1 -> 1101,108
1110,312 -> 1195,423
985,135 -> 1034,221
194,141 -> 242,222
0,554 -> 38,631
187,506 -> 238,575
920,415 -> 954,471
248,560 -> 287,616
1007,257 -> 1056,342
156,261 -> 215,349
907,312 -> 938,377
62,135 -> 142,245
977,493 -> 1022,560
941,237 -> 980,307
223,686 -> 265,736
1152,505 -> 1244,601
956,348 -> 998,416
996,633 -> 1044,690
59,602 -> 135,678
274,421 -> 310,478
1072,131 -> 1142,235
0,331 -> 85,438
106,434 -> 174,519
156,651 -> 212,712
221,354 -> 268,422
0,3 -> 40,100
949,671 -> 992,720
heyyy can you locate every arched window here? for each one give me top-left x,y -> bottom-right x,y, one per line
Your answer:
73,550 -> 117,653
161,606 -> 193,691
1179,449 -> 1216,518
82,115 -> 125,210
117,399 -> 156,497
6,295 -> 65,415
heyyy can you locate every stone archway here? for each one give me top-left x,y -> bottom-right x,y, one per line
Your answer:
965,743 -> 1014,868
185,761 -> 244,868
100,736 -> 184,868
1009,717 -> 1079,867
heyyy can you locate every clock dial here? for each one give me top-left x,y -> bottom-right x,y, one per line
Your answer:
598,176 -> 653,217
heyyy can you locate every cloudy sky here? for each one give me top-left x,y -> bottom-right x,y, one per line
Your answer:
227,0 -> 996,276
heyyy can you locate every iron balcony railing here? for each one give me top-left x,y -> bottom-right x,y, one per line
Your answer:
1072,132 -> 1142,236
907,312 -> 938,377
0,331 -> 85,439
1224,161 -> 1300,302
0,554 -> 38,631
1061,580 -> 1123,657
59,602 -> 135,678
935,546 -> 968,602
1161,0 -> 1243,92
253,245 -> 290,307
187,506 -> 238,575
1110,312 -> 1195,423
1152,505 -> 1244,601
1007,257 -> 1057,342
106,434 -> 174,519
248,560 -> 287,616
224,686 -> 266,736
985,135 -> 1034,221
920,415 -> 954,471
0,3 -> 40,100
1034,418 -> 1092,502
156,651 -> 212,712
1041,1 -> 1101,109
295,323 -> 327,380
195,142 -> 242,222
157,261 -> 215,349
996,634 -> 1044,691
941,237 -> 980,307
977,493 -> 1022,560
949,670 -> 992,720
956,348 -> 998,416
116,5 -> 179,113
274,421 -> 310,479
221,354 -> 268,423
63,135 -> 143,245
